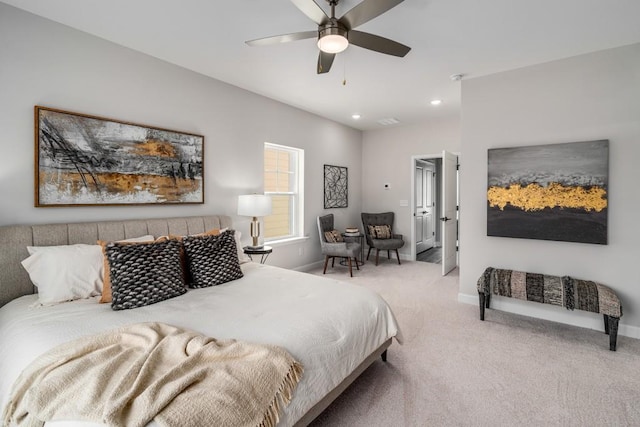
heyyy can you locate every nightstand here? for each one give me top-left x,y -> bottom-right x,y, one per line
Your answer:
341,233 -> 365,265
243,246 -> 272,264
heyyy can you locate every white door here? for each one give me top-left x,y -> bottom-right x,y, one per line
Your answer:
415,161 -> 434,254
441,151 -> 457,275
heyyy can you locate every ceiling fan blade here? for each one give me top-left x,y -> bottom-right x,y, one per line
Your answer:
349,30 -> 411,57
339,0 -> 404,30
291,0 -> 329,25
245,31 -> 317,47
317,51 -> 335,74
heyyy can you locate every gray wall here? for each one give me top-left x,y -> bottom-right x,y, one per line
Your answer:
459,43 -> 640,337
0,3 -> 363,270
362,118 -> 461,258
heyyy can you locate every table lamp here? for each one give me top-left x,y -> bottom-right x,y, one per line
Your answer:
237,194 -> 272,249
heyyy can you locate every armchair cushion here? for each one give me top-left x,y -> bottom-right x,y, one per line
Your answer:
371,237 -> 405,251
367,224 -> 392,239
324,230 -> 344,243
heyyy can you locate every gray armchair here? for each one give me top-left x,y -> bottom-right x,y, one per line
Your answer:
317,214 -> 361,277
361,212 -> 405,265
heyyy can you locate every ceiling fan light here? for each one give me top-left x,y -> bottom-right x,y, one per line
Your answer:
317,34 -> 349,54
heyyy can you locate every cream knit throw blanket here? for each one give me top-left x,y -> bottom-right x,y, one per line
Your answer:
3,322 -> 303,427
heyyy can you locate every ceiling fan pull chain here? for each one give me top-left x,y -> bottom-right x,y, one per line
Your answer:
343,54 -> 347,85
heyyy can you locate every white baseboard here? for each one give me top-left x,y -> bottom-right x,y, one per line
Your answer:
458,292 -> 640,340
293,260 -> 324,272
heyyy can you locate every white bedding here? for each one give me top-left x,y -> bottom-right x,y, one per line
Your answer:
0,263 -> 401,426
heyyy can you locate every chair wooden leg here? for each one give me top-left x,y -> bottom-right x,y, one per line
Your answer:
331,257 -> 335,267
323,256 -> 329,274
375,249 -> 380,266
355,257 -> 360,270
395,249 -> 401,265
348,257 -> 353,277
366,247 -> 372,260
387,249 -> 391,259
609,316 -> 619,351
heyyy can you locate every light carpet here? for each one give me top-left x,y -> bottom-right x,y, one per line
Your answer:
306,260 -> 640,427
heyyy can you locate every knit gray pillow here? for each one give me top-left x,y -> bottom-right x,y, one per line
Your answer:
106,239 -> 186,311
183,230 -> 244,288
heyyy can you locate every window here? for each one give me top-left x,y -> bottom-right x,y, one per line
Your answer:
263,143 -> 304,242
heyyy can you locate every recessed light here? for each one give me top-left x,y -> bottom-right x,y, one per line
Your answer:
352,114 -> 361,120
430,99 -> 442,106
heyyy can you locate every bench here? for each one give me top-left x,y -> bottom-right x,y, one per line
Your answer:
477,267 -> 623,351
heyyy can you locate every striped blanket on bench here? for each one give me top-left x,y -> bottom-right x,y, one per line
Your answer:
477,267 -> 623,351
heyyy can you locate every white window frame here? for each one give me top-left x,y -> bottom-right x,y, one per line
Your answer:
264,142 -> 304,244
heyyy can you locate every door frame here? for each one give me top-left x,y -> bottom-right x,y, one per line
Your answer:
409,152 -> 460,263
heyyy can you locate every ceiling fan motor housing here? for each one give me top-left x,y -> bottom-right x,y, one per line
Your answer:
318,21 -> 348,40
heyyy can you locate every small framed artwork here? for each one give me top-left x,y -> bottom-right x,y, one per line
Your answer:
35,106 -> 204,206
487,140 -> 608,244
324,164 -> 348,208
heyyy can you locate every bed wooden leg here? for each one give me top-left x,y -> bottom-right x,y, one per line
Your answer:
323,256 -> 329,274
381,350 -> 387,362
479,292 -> 486,321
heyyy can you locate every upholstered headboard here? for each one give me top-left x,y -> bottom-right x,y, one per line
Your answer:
0,215 -> 233,307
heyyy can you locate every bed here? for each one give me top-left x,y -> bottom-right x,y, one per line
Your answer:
0,215 -> 401,426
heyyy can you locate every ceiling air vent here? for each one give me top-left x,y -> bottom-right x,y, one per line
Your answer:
377,118 -> 400,126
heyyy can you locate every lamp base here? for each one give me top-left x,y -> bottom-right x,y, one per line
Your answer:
247,244 -> 264,250
250,217 -> 262,249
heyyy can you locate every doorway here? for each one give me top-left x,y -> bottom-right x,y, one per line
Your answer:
410,152 -> 459,275
415,159 -> 438,258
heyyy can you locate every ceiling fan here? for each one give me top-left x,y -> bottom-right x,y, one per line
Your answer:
245,0 -> 411,74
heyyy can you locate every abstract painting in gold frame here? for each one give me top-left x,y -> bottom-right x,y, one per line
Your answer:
487,140 -> 608,244
35,106 -> 204,207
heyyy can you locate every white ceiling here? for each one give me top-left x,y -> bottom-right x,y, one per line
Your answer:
4,0 -> 640,130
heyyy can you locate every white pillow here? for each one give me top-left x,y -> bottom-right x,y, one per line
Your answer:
22,235 -> 155,306
234,230 -> 251,264
22,244 -> 105,306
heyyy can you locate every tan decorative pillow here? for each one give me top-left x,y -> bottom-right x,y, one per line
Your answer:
368,224 -> 392,239
324,230 -> 343,243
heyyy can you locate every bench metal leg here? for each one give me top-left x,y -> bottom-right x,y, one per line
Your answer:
608,316 -> 619,351
478,292 -> 486,321
381,349 -> 388,362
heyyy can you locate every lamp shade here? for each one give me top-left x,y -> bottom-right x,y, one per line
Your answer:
238,194 -> 272,217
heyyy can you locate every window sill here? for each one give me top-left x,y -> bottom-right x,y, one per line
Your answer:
265,236 -> 310,248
